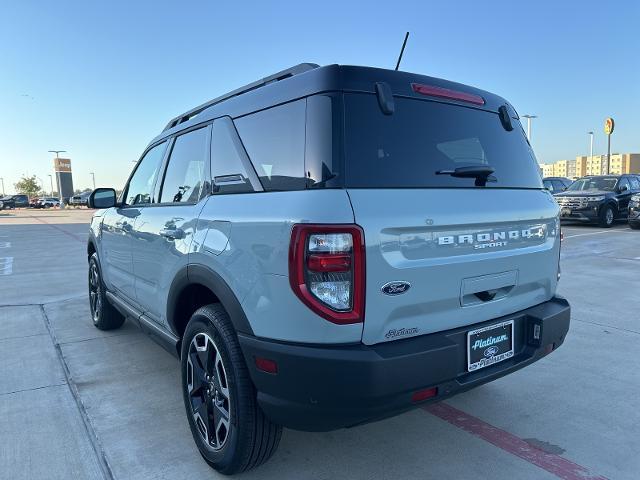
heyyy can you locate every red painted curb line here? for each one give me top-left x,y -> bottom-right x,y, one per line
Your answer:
424,403 -> 608,480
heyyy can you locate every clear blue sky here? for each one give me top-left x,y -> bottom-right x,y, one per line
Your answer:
1,0 -> 638,193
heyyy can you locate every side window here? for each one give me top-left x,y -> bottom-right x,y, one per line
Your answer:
305,94 -> 343,188
618,177 -> 630,192
211,117 -> 254,194
552,180 -> 566,192
235,99 -> 307,191
629,176 -> 640,190
160,127 -> 209,203
543,179 -> 554,191
125,141 -> 167,205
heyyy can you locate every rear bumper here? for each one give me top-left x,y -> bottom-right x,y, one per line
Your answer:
238,296 -> 571,431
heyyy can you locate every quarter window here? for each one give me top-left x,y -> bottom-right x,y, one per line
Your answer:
160,127 -> 209,203
125,141 -> 167,205
235,100 -> 306,191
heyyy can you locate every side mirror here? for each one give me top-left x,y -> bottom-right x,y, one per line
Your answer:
89,188 -> 117,209
619,185 -> 629,193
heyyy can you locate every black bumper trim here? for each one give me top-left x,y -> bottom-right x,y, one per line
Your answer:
238,296 -> 570,431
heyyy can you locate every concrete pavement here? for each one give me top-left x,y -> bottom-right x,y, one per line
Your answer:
1,209 -> 638,479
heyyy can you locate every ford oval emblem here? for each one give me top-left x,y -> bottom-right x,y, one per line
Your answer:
381,281 -> 411,296
484,346 -> 499,358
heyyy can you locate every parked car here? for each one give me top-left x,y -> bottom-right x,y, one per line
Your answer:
629,193 -> 640,229
0,196 -> 16,210
555,174 -> 640,227
1,194 -> 29,208
70,191 -> 92,207
35,197 -> 61,208
543,176 -> 572,193
87,63 -> 570,474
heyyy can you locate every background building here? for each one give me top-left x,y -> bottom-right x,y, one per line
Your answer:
552,160 -> 568,178
544,153 -> 640,178
541,163 -> 555,177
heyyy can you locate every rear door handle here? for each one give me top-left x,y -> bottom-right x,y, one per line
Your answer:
160,228 -> 185,240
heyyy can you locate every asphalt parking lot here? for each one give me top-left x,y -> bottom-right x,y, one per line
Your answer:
1,208 -> 639,480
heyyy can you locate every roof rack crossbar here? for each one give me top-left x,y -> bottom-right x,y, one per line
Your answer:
163,63 -> 320,131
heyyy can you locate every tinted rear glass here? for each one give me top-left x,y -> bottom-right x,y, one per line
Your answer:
343,94 -> 542,189
235,100 -> 307,191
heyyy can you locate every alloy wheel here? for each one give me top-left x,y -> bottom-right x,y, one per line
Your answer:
187,333 -> 231,451
606,208 -> 614,225
89,262 -> 102,322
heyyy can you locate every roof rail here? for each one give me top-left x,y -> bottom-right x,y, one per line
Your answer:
163,63 -> 320,132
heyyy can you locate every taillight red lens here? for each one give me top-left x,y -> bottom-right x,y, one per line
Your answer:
411,83 -> 485,105
307,254 -> 351,272
289,224 -> 365,324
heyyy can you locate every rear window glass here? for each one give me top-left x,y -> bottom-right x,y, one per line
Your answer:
235,100 -> 307,191
343,94 -> 542,189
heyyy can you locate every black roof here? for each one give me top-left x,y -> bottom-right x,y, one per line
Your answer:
149,64 -> 511,147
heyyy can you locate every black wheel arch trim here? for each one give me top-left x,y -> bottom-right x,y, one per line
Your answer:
167,263 -> 255,339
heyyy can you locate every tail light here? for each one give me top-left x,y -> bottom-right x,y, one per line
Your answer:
289,224 -> 365,324
558,218 -> 562,281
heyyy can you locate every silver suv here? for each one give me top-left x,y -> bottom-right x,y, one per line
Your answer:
87,63 -> 570,474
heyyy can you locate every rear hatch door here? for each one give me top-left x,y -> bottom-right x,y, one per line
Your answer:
342,92 -> 560,345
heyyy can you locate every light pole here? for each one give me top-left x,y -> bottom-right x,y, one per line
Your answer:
0,177 -> 4,196
36,176 -> 45,195
48,175 -> 54,196
587,131 -> 594,160
48,150 -> 67,206
522,115 -> 537,141
90,172 -> 96,190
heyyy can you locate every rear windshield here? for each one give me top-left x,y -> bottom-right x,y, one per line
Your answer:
343,94 -> 542,189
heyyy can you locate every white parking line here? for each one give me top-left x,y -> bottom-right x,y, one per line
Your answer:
563,230 -> 630,239
0,241 -> 11,248
0,257 -> 13,275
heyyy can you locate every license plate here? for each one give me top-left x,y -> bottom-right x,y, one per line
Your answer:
561,207 -> 572,217
467,320 -> 514,372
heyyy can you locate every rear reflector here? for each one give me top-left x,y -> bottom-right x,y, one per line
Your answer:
411,83 -> 485,105
255,357 -> 278,374
411,387 -> 438,403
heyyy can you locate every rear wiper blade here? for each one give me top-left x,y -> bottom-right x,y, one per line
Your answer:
436,165 -> 496,187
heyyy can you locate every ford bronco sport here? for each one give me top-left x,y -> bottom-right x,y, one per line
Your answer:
87,63 -> 571,474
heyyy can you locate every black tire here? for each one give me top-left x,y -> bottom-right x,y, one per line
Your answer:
598,204 -> 615,228
630,222 -> 640,230
181,304 -> 282,475
88,253 -> 125,330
